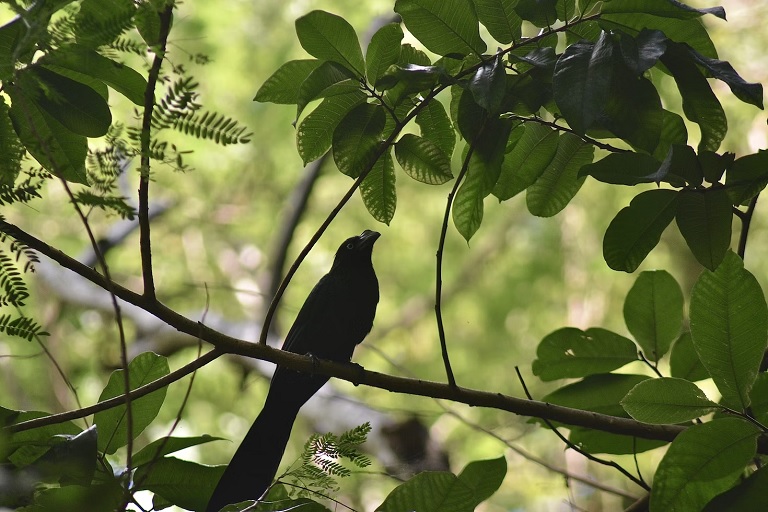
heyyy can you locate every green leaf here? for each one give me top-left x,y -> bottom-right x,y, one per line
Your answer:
415,100 -> 455,158
394,0 -> 487,56
704,465 -> 768,512
332,103 -> 386,178
360,150 -> 397,224
623,270 -> 684,361
652,109 -> 688,162
295,10 -> 365,76
661,42 -> 726,152
93,352 -> 170,454
579,152 -> 660,186
134,457 -> 225,511
295,61 -> 359,121
468,53 -> 506,114
452,152 -> 487,242
296,91 -> 367,165
493,123 -> 558,200
132,435 -> 224,467
724,150 -> 768,205
676,188 -> 733,270
28,66 -> 112,137
39,45 -> 147,105
31,426 -> 97,485
618,29 -> 667,75
254,59 -> 323,104
457,456 -> 507,506
515,0 -> 557,28
532,327 -> 638,381
526,133 -> 593,217
7,82 -> 88,184
749,373 -> 768,427
542,374 -> 665,454
377,63 -> 447,93
0,97 -> 23,185
687,48 -> 764,109
366,23 -> 404,86
601,0 -> 726,20
376,471 -> 475,512
670,332 -> 710,382
651,144 -> 701,186
394,134 -> 453,184
33,483 -> 123,512
621,377 -> 718,424
0,17 -> 24,81
603,189 -> 680,272
690,251 -> 768,410
699,150 -> 733,184
473,0 -> 522,44
650,418 -> 759,512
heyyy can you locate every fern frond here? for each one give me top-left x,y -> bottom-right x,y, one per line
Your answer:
152,77 -> 202,130
170,110 -> 252,146
0,97 -> 24,185
107,36 -> 147,57
74,191 -> 136,219
73,1 -> 136,49
0,250 -> 29,307
0,314 -> 48,341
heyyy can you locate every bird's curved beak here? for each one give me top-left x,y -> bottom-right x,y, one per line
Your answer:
358,230 -> 381,248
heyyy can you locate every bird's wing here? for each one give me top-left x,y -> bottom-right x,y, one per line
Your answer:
280,273 -> 334,354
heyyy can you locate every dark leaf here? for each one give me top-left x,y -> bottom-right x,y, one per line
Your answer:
579,152 -> 660,186
468,53 -> 506,114
676,188 -> 733,270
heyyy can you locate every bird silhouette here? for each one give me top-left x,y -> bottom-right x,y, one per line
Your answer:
206,230 -> 380,511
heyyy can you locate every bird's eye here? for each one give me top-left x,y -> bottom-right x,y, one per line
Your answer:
346,242 -> 355,250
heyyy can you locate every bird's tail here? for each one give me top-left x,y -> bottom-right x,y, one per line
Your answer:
205,395 -> 300,512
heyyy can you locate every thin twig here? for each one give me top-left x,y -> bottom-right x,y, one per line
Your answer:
737,195 -> 759,259
515,367 -> 650,490
506,114 -> 631,154
138,4 -> 174,301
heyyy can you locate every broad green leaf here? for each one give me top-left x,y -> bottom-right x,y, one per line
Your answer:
394,0 -> 487,56
552,35 -> 613,134
295,61 -> 359,121
332,103 -> 386,178
600,12 -> 717,59
661,43 -> 726,152
33,483 -> 123,512
395,134 -> 454,184
704,465 -> 768,512
134,457 -> 225,511
669,332 -> 710,382
255,59 -> 323,104
134,1 -> 161,47
94,352 -> 170,454
690,251 -> 768,410
526,133 -> 593,217
621,377 -> 718,424
452,151 -> 487,242
39,45 -> 147,105
652,109 -> 688,162
416,100 -> 455,158
360,150 -> 397,224
687,48 -> 763,109
366,23 -> 404,86
473,0 -> 522,44
456,86 -> 487,142
676,188 -> 733,270
650,418 -> 759,512
493,124 -> 558,199
457,457 -> 507,506
132,435 -> 224,467
579,152 -> 660,186
724,150 -> 768,205
296,91 -> 366,164
7,82 -> 88,184
28,66 -> 111,137
542,373 -> 665,454
470,117 -> 511,192
603,189 -> 679,272
623,270 -> 683,361
468,53 -> 506,114
532,327 -> 638,381
376,471 -> 475,512
295,10 -> 365,76
515,0 -> 557,28
601,0 -> 725,20
749,373 -> 768,427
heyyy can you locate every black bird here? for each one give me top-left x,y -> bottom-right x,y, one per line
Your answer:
206,230 -> 380,511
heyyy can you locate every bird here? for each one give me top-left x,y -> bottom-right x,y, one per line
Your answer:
206,230 -> 380,512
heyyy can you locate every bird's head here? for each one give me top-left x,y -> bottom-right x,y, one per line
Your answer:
331,230 -> 380,270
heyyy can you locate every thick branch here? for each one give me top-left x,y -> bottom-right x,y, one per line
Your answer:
1,219 -> 699,446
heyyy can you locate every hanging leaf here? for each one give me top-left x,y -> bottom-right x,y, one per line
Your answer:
366,23 -> 404,86
394,0 -> 487,56
532,327 -> 638,381
493,124 -> 558,200
690,251 -> 768,410
579,152 -> 660,186
650,418 -> 759,512
295,61 -> 360,121
474,0 -> 522,44
394,134 -> 453,184
296,91 -> 366,165
255,59 -> 323,104
621,377 -> 718,424
360,150 -> 397,224
332,103 -> 386,177
295,10 -> 366,76
669,332 -> 710,382
601,0 -> 726,20
415,100 -> 455,158
603,189 -> 679,272
724,150 -> 768,205
676,188 -> 733,270
468,53 -> 506,114
515,0 -> 558,28
623,270 -> 684,361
